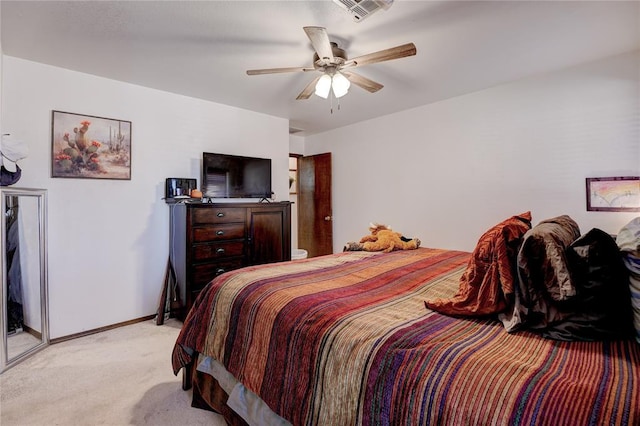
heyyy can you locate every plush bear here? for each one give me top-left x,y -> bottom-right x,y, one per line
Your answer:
344,223 -> 421,253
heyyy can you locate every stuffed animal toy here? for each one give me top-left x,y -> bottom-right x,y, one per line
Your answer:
344,223 -> 421,253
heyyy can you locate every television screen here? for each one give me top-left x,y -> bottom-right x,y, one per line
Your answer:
202,152 -> 272,199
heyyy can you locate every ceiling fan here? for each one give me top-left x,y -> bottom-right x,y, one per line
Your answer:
246,26 -> 417,101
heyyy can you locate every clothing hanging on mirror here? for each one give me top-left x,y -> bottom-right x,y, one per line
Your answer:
5,199 -> 23,334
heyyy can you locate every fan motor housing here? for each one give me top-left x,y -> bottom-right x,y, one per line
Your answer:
313,43 -> 347,69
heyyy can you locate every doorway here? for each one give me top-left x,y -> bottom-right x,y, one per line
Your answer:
297,153 -> 333,257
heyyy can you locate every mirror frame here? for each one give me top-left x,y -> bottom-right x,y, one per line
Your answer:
1,187 -> 49,372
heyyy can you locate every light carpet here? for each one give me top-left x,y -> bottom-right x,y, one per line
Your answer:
0,319 -> 226,425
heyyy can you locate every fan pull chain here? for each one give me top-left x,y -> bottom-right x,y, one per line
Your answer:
331,90 -> 334,114
329,91 -> 342,114
330,91 -> 334,114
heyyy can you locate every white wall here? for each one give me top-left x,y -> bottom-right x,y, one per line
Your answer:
2,56 -> 289,338
289,135 -> 305,156
306,51 -> 640,253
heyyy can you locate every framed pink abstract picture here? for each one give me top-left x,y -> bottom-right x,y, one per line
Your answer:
586,176 -> 640,212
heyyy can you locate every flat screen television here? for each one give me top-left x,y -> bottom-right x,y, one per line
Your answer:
202,152 -> 272,199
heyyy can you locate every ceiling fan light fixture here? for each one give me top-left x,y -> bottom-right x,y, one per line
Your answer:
331,72 -> 351,98
315,74 -> 332,99
247,26 -> 416,101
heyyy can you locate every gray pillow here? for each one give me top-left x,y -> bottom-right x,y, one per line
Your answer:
518,215 -> 581,303
501,215 -> 581,332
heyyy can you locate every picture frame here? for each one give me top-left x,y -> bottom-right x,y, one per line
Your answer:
51,110 -> 132,180
586,176 -> 640,212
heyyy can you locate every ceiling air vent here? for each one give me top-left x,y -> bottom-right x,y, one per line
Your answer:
332,0 -> 394,22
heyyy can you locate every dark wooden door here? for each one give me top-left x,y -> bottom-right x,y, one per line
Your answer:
298,153 -> 333,257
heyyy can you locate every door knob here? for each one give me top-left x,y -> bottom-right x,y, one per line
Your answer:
324,216 -> 332,221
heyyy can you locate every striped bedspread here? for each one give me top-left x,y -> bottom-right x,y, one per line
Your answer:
172,248 -> 640,425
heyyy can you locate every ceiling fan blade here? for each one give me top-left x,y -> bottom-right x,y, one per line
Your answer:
303,26 -> 334,64
296,75 -> 322,100
346,43 -> 417,68
247,67 -> 314,76
342,71 -> 383,93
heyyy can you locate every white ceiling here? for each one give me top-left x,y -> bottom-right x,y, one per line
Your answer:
1,1 -> 639,136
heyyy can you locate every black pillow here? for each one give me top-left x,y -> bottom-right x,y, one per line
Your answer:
543,228 -> 635,341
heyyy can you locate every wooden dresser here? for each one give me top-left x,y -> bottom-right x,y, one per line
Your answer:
169,201 -> 292,319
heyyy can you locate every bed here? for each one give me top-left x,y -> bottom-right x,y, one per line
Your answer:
172,240 -> 640,425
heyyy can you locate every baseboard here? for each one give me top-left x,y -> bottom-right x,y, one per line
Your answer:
50,314 -> 156,344
22,324 -> 42,340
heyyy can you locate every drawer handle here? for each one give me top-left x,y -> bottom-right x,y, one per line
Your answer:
216,268 -> 225,275
216,230 -> 224,236
216,248 -> 225,254
217,212 -> 225,217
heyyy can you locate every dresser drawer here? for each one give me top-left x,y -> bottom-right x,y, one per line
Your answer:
193,223 -> 245,242
192,259 -> 244,291
192,207 -> 246,224
192,241 -> 244,262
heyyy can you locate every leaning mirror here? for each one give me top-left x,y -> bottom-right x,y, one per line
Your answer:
1,187 -> 49,372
